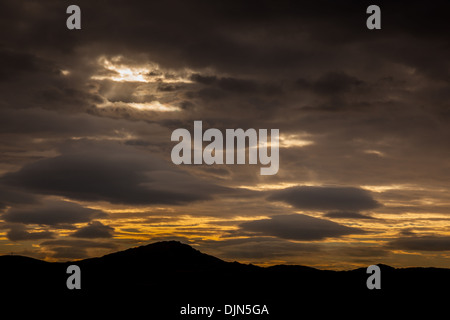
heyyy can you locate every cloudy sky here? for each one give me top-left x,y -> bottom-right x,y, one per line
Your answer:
1,0 -> 450,269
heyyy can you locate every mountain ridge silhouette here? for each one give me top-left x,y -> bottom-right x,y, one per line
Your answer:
1,241 -> 448,318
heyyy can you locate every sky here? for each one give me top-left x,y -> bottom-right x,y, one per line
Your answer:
1,0 -> 450,270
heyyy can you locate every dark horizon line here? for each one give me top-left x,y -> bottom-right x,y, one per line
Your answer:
1,240 -> 447,272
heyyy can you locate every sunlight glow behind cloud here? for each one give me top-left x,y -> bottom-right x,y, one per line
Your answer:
127,102 -> 181,112
279,133 -> 314,148
91,55 -> 194,83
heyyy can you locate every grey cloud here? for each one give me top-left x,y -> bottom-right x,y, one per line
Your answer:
72,221 -> 114,239
190,74 -> 217,85
7,225 -> 55,241
0,49 -> 46,82
268,186 -> 380,211
41,239 -> 119,258
0,107 -> 169,142
399,229 -> 417,236
48,247 -> 89,260
240,214 -> 366,241
312,72 -> 364,96
0,184 -> 37,210
324,211 -> 376,220
388,236 -> 450,251
157,83 -> 183,92
2,200 -> 106,225
0,51 -> 101,114
97,80 -> 143,103
1,142 -> 228,205
2,1 -> 449,77
190,74 -> 260,94
40,239 -> 118,249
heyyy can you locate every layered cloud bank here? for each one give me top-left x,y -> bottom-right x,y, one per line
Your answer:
0,0 -> 450,269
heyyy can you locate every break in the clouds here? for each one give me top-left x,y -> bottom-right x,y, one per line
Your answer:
240,214 -> 366,241
268,186 -> 380,212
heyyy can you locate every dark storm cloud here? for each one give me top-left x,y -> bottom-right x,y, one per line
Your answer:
0,107 -> 107,136
0,106 -> 170,143
0,48 -> 102,114
1,0 -> 449,134
1,142 -> 228,205
268,186 -> 380,211
190,74 -> 267,94
240,214 -> 366,241
2,200 -> 106,225
71,221 -> 114,239
7,224 -> 55,241
324,211 -> 376,220
311,72 -> 364,96
0,49 -> 46,82
0,1 -> 447,173
0,184 -> 37,210
2,0 -> 448,78
190,74 -> 218,85
388,236 -> 450,251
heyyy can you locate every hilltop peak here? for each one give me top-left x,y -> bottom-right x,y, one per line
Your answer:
81,240 -> 228,272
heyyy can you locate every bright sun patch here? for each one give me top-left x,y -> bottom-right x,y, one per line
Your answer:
92,56 -> 153,82
91,55 -> 193,83
279,133 -> 314,148
127,101 -> 181,112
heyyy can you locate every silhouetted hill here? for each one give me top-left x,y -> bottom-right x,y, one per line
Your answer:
1,241 -> 448,318
81,241 -> 229,271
